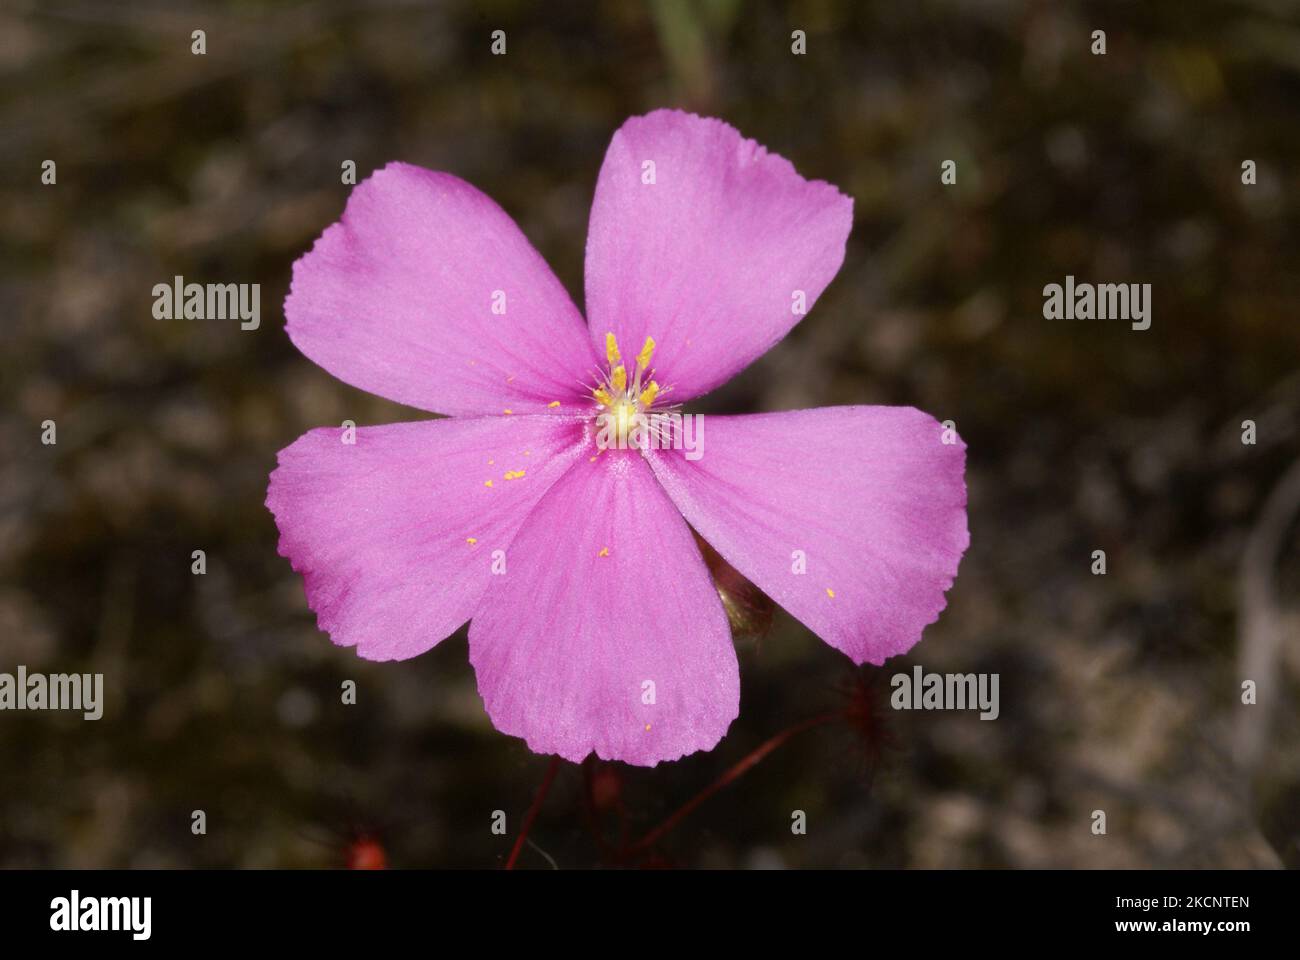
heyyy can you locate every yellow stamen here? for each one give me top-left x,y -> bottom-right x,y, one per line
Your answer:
610,364 -> 627,393
638,380 -> 660,407
636,336 -> 656,371
547,400 -> 561,408
593,387 -> 613,406
605,332 -> 621,366
504,469 -> 526,481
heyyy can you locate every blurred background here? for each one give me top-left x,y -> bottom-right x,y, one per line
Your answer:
2,0 -> 1298,868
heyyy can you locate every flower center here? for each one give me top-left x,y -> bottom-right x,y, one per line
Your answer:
592,332 -> 662,448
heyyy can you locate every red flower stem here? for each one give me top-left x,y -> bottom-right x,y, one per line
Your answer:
579,758 -> 616,861
625,711 -> 843,857
505,756 -> 562,870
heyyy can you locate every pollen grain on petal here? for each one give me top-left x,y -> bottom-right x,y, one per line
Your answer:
484,479 -> 494,487
547,400 -> 561,407
825,587 -> 835,598
466,537 -> 478,545
504,469 -> 526,481
598,546 -> 610,557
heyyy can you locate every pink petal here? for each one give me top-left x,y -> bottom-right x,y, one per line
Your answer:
584,110 -> 853,401
647,407 -> 969,665
267,414 -> 587,660
286,163 -> 597,417
468,452 -> 739,765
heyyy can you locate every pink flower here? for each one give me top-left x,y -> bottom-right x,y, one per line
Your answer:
266,110 -> 969,767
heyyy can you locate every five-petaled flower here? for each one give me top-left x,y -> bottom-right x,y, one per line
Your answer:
266,110 -> 969,766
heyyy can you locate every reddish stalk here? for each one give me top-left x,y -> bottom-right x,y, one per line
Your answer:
504,756 -> 562,870
579,758 -> 614,860
624,711 -> 843,857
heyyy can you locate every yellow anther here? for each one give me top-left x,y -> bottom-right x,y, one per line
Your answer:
636,336 -> 656,371
593,387 -> 613,406
605,332 -> 621,366
610,364 -> 627,393
638,380 -> 660,407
